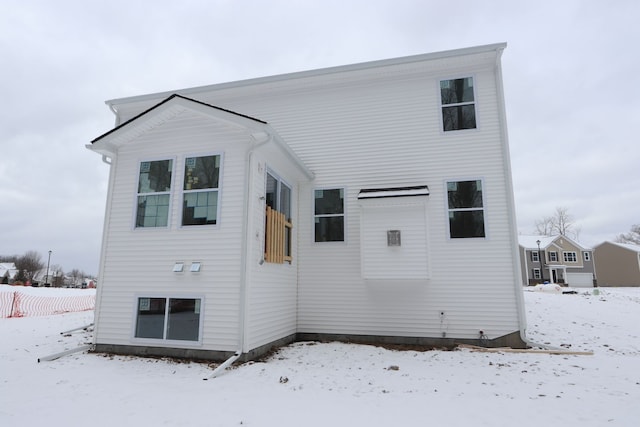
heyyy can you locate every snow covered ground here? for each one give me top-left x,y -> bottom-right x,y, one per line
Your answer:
1,288 -> 639,426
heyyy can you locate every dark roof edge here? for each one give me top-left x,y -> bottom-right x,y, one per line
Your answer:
92,94 -> 266,144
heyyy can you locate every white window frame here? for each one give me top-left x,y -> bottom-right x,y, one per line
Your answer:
180,153 -> 223,228
439,75 -> 478,133
313,187 -> 346,243
445,178 -> 486,239
583,251 -> 591,261
531,251 -> 539,262
133,157 -> 176,229
563,251 -> 578,263
532,268 -> 541,280
131,294 -> 205,346
548,251 -> 558,262
265,169 -> 292,219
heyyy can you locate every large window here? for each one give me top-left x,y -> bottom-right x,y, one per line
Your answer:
563,251 -> 577,263
447,180 -> 485,238
135,297 -> 201,342
440,77 -> 476,131
182,155 -> 220,226
314,188 -> 345,242
136,159 -> 173,228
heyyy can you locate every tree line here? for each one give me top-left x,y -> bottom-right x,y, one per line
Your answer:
534,206 -> 639,245
0,250 -> 92,287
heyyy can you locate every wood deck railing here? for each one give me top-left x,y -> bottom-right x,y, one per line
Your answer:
265,206 -> 292,264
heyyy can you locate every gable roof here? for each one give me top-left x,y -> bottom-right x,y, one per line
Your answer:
87,94 -> 314,180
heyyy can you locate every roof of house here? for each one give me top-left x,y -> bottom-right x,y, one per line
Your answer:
594,241 -> 640,253
104,43 -> 507,108
518,235 -> 592,251
87,94 -> 314,180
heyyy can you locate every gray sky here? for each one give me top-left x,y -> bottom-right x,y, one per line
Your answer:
1,0 -> 638,275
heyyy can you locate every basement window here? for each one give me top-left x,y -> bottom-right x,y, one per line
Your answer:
134,297 -> 202,342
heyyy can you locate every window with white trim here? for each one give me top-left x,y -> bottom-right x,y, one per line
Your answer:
265,171 -> 293,263
182,155 -> 220,226
135,297 -> 202,341
440,77 -> 476,131
136,159 -> 173,228
314,188 -> 345,242
583,251 -> 591,261
533,268 -> 541,280
531,251 -> 539,262
548,251 -> 558,262
447,180 -> 485,238
563,251 -> 577,262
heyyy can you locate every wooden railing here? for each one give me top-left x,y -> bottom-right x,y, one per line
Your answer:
265,206 -> 292,264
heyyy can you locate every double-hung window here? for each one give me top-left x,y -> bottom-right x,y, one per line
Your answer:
136,159 -> 173,228
440,77 -> 476,131
563,251 -> 577,263
182,155 -> 220,226
264,171 -> 292,263
583,252 -> 591,261
532,268 -> 541,280
134,297 -> 202,342
314,188 -> 345,242
531,251 -> 540,262
548,251 -> 558,262
447,180 -> 485,238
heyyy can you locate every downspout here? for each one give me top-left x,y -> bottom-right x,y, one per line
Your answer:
209,131 -> 273,378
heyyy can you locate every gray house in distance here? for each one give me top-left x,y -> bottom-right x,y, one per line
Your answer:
519,235 -> 596,287
87,43 -> 528,363
593,241 -> 640,287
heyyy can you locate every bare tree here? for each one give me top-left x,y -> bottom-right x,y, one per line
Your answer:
15,251 -> 44,283
615,224 -> 640,245
534,207 -> 580,239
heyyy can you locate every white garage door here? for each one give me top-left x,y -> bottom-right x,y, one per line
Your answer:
566,273 -> 594,288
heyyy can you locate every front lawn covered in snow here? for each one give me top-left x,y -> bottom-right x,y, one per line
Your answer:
1,288 -> 639,426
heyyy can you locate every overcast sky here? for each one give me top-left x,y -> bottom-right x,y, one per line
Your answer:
1,0 -> 638,275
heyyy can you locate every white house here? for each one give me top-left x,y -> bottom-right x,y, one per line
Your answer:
87,43 -> 527,362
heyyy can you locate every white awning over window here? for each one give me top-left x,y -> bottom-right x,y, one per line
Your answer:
357,186 -> 429,200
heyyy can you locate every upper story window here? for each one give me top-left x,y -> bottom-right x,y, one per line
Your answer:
447,180 -> 485,238
266,172 -> 291,219
548,251 -> 558,262
583,251 -> 591,261
136,159 -> 173,228
440,77 -> 476,131
531,251 -> 540,262
563,251 -> 577,263
314,188 -> 345,242
182,155 -> 220,226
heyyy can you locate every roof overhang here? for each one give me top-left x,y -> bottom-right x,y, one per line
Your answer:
87,94 -> 314,180
357,186 -> 429,200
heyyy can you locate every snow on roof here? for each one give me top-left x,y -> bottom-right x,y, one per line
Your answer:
597,241 -> 640,253
517,235 -> 557,249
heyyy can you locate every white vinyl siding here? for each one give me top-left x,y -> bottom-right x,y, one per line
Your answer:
95,110 -> 248,351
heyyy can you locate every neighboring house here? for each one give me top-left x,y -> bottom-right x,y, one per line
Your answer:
0,263 -> 18,284
518,235 -> 596,287
593,241 -> 640,287
87,43 -> 528,362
